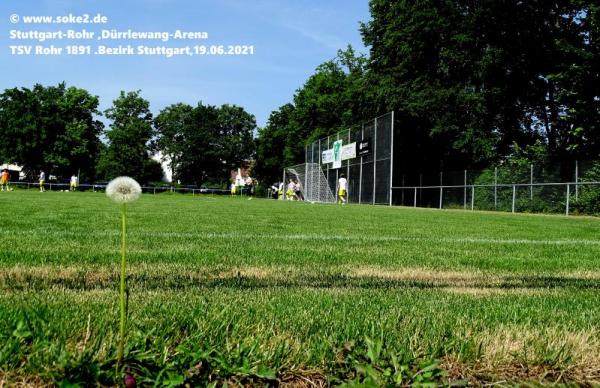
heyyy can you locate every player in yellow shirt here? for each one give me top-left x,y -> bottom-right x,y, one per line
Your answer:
0,169 -> 10,191
39,171 -> 46,192
286,179 -> 296,200
338,173 -> 347,204
70,174 -> 78,191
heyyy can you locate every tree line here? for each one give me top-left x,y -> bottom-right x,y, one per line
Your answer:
2,1 -> 598,188
0,84 -> 255,185
255,0 -> 600,184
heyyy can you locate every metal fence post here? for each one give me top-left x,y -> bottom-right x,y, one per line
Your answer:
471,185 -> 475,211
347,130 -> 351,202
512,185 -> 516,213
373,118 -> 377,205
282,168 -> 286,200
463,169 -> 467,209
414,187 -> 417,207
318,139 -> 321,202
305,145 -> 308,165
494,167 -> 498,209
439,171 -> 443,209
359,125 -> 364,204
336,131 -> 341,201
304,163 -> 308,200
326,136 -> 330,195
336,166 -> 339,203
566,184 -> 570,216
389,111 -> 394,206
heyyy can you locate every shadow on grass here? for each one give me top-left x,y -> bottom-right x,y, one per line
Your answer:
2,273 -> 600,291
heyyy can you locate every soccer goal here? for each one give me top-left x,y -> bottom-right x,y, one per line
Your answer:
284,163 -> 335,203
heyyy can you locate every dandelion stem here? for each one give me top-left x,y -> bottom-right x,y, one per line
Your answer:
117,203 -> 127,370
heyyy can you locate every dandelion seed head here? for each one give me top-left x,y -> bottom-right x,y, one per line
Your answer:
106,176 -> 142,203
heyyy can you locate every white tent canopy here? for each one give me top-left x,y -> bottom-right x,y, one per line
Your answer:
0,164 -> 25,179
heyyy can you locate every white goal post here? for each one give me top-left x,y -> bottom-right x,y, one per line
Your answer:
284,163 -> 335,203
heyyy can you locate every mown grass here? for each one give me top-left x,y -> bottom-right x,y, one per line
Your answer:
1,190 -> 599,385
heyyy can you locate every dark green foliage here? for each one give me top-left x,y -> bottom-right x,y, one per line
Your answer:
0,84 -> 257,185
216,104 -> 256,181
97,91 -> 161,183
332,334 -> 447,386
473,142 -> 565,212
154,102 -> 215,185
362,0 -> 600,172
258,0 -> 600,180
255,47 -> 368,184
154,102 -> 255,185
0,83 -> 103,181
571,161 -> 600,214
142,159 -> 165,185
254,103 -> 295,184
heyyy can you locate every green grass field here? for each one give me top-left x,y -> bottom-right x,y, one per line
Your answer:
1,190 -> 600,386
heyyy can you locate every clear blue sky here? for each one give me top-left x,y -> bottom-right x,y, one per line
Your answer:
1,0 -> 370,127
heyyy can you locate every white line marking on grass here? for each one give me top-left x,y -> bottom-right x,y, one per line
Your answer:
3,229 -> 600,246
281,234 -> 600,246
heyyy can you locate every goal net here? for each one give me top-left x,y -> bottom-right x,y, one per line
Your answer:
284,163 -> 335,203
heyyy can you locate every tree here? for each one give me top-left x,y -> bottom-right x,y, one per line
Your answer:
361,0 -> 503,172
255,46 -> 368,183
291,47 -> 368,153
361,0 -> 600,176
215,104 -> 256,181
98,91 -> 161,183
0,83 -> 103,180
154,102 -> 219,185
255,104 -> 295,184
154,103 -> 255,185
49,86 -> 105,180
551,1 -> 600,160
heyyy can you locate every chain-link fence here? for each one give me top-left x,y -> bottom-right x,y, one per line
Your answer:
303,112 -> 394,205
392,160 -> 600,215
392,182 -> 600,216
5,181 -> 230,195
288,110 -> 600,216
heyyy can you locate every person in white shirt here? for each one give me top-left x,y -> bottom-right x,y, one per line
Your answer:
338,173 -> 347,204
39,171 -> 46,192
270,182 -> 279,199
244,176 -> 254,196
70,174 -> 78,191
